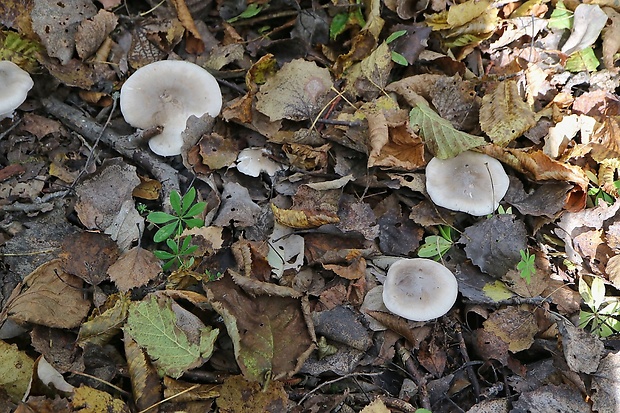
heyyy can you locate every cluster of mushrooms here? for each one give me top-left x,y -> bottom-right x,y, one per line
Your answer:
3,58 -> 512,323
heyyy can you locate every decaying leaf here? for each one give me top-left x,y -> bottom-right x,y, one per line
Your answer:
107,246 -> 161,292
461,214 -> 528,279
0,340 -> 34,403
480,80 -> 536,146
72,385 -> 131,413
204,274 -> 315,383
78,293 -> 130,347
271,203 -> 339,229
6,259 -> 91,329
216,375 -> 288,413
483,306 -> 538,353
124,333 -> 162,412
60,231 -> 120,285
255,59 -> 332,122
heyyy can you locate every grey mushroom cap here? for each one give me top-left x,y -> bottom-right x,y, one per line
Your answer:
382,258 -> 458,321
425,151 -> 509,216
0,61 -> 34,119
120,60 -> 222,156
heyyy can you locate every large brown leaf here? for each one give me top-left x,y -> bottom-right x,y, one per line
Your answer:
204,274 -> 315,383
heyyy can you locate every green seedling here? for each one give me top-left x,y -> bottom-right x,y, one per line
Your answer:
418,225 -> 454,261
329,0 -> 365,40
585,169 -> 619,207
227,3 -> 263,23
517,249 -> 535,284
579,276 -> 620,338
386,29 -> 408,66
147,187 -> 206,271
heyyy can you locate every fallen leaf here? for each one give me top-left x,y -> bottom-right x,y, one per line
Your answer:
60,231 -> 120,285
255,59 -> 332,122
461,215 -> 528,279
124,295 -> 218,379
561,4 -> 607,56
124,333 -> 162,412
483,306 -> 538,353
591,351 -> 620,412
6,259 -> 91,329
479,80 -> 536,146
204,274 -> 315,383
72,385 -> 131,413
410,98 -> 486,159
216,375 -> 288,413
271,203 -> 339,229
107,247 -> 161,292
0,340 -> 34,403
77,293 -> 130,347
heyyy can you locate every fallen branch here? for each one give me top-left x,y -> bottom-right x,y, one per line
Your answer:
41,97 -> 179,210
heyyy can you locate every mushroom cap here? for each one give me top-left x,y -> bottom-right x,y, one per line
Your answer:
236,148 -> 284,177
0,61 -> 34,119
425,151 -> 509,216
120,60 -> 222,156
382,258 -> 458,321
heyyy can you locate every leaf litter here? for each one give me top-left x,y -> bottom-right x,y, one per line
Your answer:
3,0 -> 620,412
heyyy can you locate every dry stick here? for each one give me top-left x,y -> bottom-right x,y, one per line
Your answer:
396,341 -> 431,410
454,323 -> 481,402
41,97 -> 180,211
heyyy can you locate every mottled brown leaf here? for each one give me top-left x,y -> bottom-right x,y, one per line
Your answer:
6,259 -> 91,329
107,247 -> 161,292
124,332 -> 162,412
483,306 -> 538,353
204,274 -> 315,383
60,232 -> 119,285
216,375 -> 288,413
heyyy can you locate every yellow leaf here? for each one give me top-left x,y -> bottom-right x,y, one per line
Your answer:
447,0 -> 492,27
482,280 -> 515,302
480,80 -> 536,146
270,204 -> 339,229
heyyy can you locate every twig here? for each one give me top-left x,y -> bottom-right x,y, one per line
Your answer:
396,341 -> 431,410
455,323 -> 481,402
41,97 -> 180,211
297,372 -> 383,406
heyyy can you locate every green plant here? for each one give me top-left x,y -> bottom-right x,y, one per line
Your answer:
329,0 -> 365,40
579,276 -> 620,338
585,170 -> 619,207
147,188 -> 206,271
386,29 -> 408,66
227,3 -> 263,23
517,249 -> 535,284
418,225 -> 454,261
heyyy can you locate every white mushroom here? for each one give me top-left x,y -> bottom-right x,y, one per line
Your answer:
382,258 -> 458,321
120,60 -> 222,157
0,61 -> 34,119
425,151 -> 509,216
236,148 -> 284,177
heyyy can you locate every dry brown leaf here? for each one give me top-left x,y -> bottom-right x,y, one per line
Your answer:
483,306 -> 538,353
588,117 -> 620,161
216,375 -> 288,413
107,247 -> 161,292
323,257 -> 367,280
480,144 -> 589,189
480,80 -> 536,146
385,74 -> 441,105
6,259 -> 91,329
124,333 -> 162,411
271,203 -> 339,229
132,176 -> 162,200
169,0 -> 204,53
75,9 -> 118,59
363,98 -> 426,170
431,74 -> 481,132
282,143 -> 331,171
60,232 -> 120,285
365,310 -> 429,348
603,7 -> 620,71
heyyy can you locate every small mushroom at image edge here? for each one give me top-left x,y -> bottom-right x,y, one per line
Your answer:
0,61 -> 34,120
120,60 -> 222,157
382,258 -> 458,321
425,150 -> 509,216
